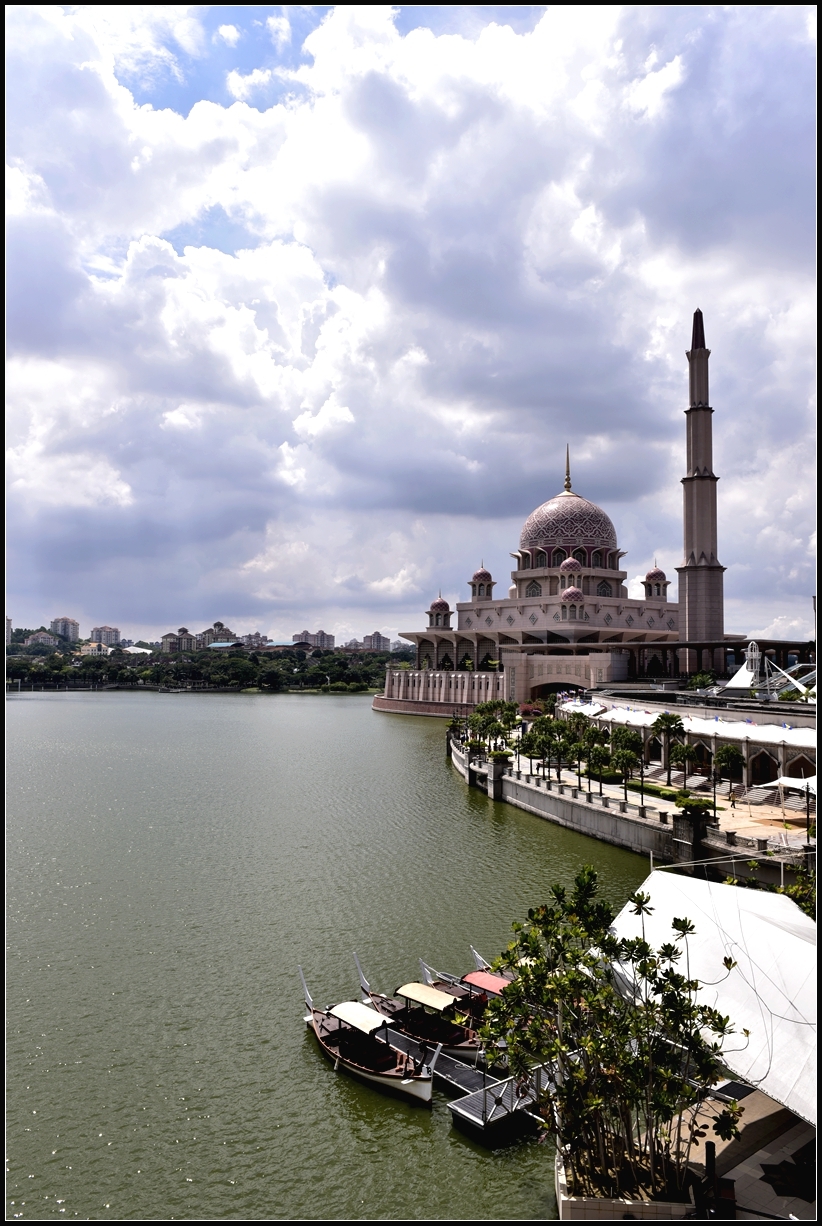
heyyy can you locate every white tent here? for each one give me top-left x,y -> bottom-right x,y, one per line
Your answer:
611,872 -> 816,1126
775,775 -> 816,796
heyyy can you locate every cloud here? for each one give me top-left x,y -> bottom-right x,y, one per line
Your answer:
266,15 -> 291,51
226,67 -> 273,101
5,4 -> 815,641
216,24 -> 241,48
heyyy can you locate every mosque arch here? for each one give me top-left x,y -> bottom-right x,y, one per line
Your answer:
573,548 -> 586,564
477,584 -> 485,598
787,754 -> 815,779
596,581 -> 613,597
750,750 -> 778,785
526,581 -> 542,597
535,551 -> 547,568
552,549 -> 566,566
592,551 -> 602,568
521,553 -> 531,569
648,737 -> 663,763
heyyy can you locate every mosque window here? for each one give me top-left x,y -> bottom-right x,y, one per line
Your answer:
525,581 -> 542,597
569,605 -> 577,619
655,584 -> 661,596
573,549 -> 586,564
604,613 -> 612,625
435,613 -> 441,625
529,613 -> 538,624
592,551 -> 602,568
506,615 -> 515,625
667,618 -> 675,630
561,605 -> 568,620
647,618 -> 655,627
596,581 -> 612,597
465,617 -> 472,627
478,584 -> 485,597
521,553 -> 530,569
625,614 -> 634,626
553,613 -> 561,621
485,616 -> 493,626
536,552 -> 547,568
552,549 -> 565,566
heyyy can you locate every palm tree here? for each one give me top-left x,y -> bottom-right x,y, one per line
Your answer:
588,744 -> 610,796
669,742 -> 698,786
611,749 -> 640,803
713,744 -> 745,803
650,713 -> 685,786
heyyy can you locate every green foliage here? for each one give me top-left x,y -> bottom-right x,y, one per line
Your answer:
610,726 -> 643,756
483,868 -> 745,1202
674,795 -> 713,817
713,744 -> 744,777
669,743 -> 697,768
687,671 -> 715,690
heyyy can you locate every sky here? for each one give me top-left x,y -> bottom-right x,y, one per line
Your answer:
6,4 -> 816,645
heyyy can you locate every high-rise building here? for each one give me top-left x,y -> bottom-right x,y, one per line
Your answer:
6,617 -> 12,646
293,630 -> 335,650
363,632 -> 391,651
50,617 -> 80,642
91,625 -> 121,645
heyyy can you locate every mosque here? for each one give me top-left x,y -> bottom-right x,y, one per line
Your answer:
377,310 -> 811,711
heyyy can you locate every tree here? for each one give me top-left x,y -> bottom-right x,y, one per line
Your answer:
650,713 -> 685,786
687,671 -> 715,690
482,868 -> 745,1205
611,748 -> 640,802
713,744 -> 744,796
669,742 -> 698,781
588,744 -> 610,795
610,726 -> 643,757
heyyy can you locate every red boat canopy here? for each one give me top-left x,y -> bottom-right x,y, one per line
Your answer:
462,970 -> 509,995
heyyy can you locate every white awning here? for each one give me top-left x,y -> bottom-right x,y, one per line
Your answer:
611,872 -> 816,1126
585,704 -> 816,750
396,982 -> 456,1011
775,776 -> 816,795
330,1001 -> 388,1035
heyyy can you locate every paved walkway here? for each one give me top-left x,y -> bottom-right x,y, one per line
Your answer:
516,758 -> 813,851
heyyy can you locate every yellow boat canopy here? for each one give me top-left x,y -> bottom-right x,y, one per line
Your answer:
330,1001 -> 388,1035
396,982 -> 457,1011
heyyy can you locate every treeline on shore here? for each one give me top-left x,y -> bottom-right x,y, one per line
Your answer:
6,645 -> 416,692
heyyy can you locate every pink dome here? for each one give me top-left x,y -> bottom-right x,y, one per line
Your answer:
472,567 -> 493,583
646,566 -> 667,581
520,490 -> 617,551
429,596 -> 450,612
560,586 -> 584,602
559,557 -> 582,573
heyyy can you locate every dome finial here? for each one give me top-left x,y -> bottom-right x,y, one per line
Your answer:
564,444 -> 572,492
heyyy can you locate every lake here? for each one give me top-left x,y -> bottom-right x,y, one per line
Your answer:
6,691 -> 648,1220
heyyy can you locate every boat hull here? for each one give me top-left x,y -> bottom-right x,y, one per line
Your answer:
304,1012 -> 433,1104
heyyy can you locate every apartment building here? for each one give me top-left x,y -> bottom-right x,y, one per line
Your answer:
292,629 -> 335,650
91,626 -> 121,646
50,617 -> 80,641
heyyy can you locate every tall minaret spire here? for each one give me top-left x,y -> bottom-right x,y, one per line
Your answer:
676,308 -> 725,665
564,444 -> 572,492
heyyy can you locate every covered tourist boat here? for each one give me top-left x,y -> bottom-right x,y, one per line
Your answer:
299,969 -> 438,1103
419,960 -> 511,1024
354,955 -> 484,1061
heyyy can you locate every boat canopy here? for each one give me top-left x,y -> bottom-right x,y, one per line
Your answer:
330,1001 -> 388,1035
462,970 -> 509,995
396,982 -> 456,1011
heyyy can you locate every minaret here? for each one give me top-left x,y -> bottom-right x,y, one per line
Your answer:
676,308 -> 725,659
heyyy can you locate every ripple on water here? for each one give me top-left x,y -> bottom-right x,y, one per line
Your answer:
6,692 -> 647,1220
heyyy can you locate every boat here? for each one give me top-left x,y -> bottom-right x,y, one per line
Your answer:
418,959 -> 511,1024
299,968 -> 438,1103
353,954 -> 484,1061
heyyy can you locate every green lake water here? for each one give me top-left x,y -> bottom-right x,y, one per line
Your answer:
6,692 -> 649,1220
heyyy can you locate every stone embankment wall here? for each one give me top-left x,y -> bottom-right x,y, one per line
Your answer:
448,738 -> 809,884
449,739 -> 674,861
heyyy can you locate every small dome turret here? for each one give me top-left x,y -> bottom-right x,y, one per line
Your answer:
645,565 -> 666,581
559,557 -> 582,574
643,564 -> 670,600
469,563 -> 495,601
427,594 -> 452,629
560,586 -> 584,602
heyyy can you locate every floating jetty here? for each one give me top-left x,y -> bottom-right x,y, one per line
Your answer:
376,1022 -> 547,1139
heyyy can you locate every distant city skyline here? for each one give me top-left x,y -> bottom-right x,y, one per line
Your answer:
7,7 -> 815,645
